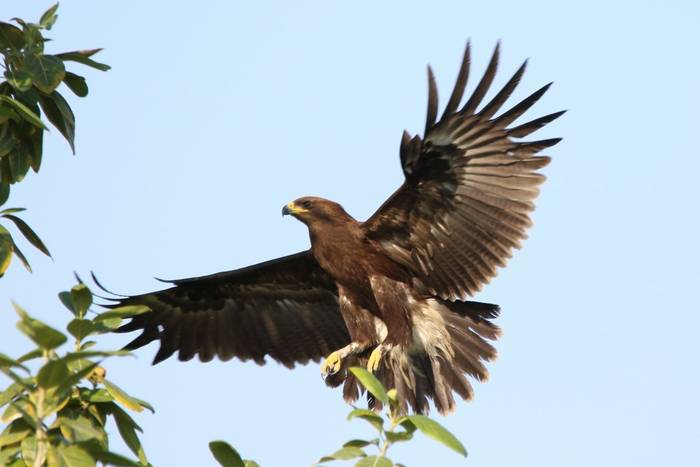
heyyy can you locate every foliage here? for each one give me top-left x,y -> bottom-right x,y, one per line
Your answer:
209,367 -> 467,467
0,3 -> 109,277
0,284 -> 152,466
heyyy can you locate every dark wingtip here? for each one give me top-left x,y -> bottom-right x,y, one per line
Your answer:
425,65 -> 438,134
153,276 -> 174,284
152,345 -> 175,365
461,40 -> 500,115
442,40 -> 472,120
90,271 -> 130,298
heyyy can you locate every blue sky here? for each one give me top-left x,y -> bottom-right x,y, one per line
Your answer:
2,1 -> 699,466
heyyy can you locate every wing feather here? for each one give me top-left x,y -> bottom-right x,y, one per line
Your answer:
112,251 -> 350,366
363,45 -> 563,299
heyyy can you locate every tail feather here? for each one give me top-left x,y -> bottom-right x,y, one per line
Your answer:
385,299 -> 500,415
327,299 -> 500,415
429,356 -> 457,413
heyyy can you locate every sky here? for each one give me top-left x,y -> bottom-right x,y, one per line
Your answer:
1,1 -> 699,466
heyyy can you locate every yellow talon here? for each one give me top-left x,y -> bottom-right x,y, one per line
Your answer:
321,350 -> 343,376
367,346 -> 383,373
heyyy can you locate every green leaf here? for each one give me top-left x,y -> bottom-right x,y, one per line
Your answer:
92,316 -> 122,333
0,96 -> 46,130
355,456 -> 393,467
40,3 -> 59,30
80,340 -> 96,350
0,208 -> 26,215
24,54 -> 66,94
0,449 -> 18,466
82,388 -> 113,403
2,214 -> 51,257
70,284 -> 92,318
112,405 -> 148,464
0,22 -> 24,50
86,404 -> 106,427
0,134 -> 15,157
47,444 -> 96,467
244,462 -> 260,467
347,409 -> 384,432
106,402 -> 142,431
87,449 -> 141,467
402,415 -> 467,457
348,367 -> 388,404
38,91 -> 75,152
58,416 -> 103,442
94,305 -> 150,321
385,430 -> 413,443
1,398 -> 37,427
54,361 -> 98,397
131,396 -> 153,414
0,224 -> 14,277
343,439 -> 379,448
0,182 -> 9,205
10,238 -> 31,272
103,380 -> 143,413
16,349 -> 42,363
67,319 -> 95,340
63,72 -> 88,97
0,382 -> 25,408
8,146 -> 30,182
58,291 -> 76,314
28,118 -> 43,172
20,435 -> 40,465
55,50 -> 111,72
319,446 -> 366,462
209,440 -> 245,467
0,420 -> 32,448
14,302 -> 67,350
5,70 -> 33,93
37,359 -> 69,389
0,352 -> 27,370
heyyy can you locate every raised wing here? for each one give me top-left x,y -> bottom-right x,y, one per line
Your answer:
112,251 -> 350,367
363,43 -> 564,300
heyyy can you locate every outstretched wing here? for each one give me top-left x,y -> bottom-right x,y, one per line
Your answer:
363,43 -> 564,300
112,251 -> 350,367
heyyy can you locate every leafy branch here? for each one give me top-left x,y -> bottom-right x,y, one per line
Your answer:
0,3 -> 109,277
209,367 -> 467,467
0,284 -> 152,466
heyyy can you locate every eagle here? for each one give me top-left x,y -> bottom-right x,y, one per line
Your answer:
111,43 -> 563,414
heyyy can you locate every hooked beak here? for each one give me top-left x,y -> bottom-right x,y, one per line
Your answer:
282,201 -> 309,217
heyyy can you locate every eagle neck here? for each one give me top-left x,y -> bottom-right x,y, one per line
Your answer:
307,218 -> 363,275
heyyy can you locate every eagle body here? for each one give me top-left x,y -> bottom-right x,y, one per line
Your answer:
111,43 -> 563,414
303,202 -> 412,344
281,196 -> 500,413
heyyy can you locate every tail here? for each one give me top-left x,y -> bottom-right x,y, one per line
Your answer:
331,299 -> 500,415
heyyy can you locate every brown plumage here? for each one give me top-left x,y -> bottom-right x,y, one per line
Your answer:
111,43 -> 563,414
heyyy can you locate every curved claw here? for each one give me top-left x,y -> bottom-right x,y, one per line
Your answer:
367,346 -> 384,373
321,350 -> 343,377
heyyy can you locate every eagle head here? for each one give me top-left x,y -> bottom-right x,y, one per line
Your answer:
282,196 -> 350,225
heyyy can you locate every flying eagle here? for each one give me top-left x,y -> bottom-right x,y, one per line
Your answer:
112,43 -> 563,414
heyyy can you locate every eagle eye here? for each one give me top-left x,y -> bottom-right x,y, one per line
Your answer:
302,201 -> 312,209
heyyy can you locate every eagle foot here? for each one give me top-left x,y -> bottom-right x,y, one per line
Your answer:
367,345 -> 386,373
321,342 -> 368,377
321,350 -> 344,376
